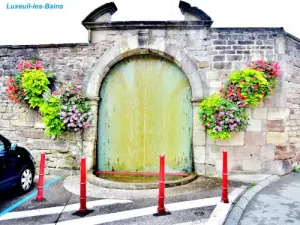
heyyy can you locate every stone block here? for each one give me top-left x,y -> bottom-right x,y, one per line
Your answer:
245,132 -> 266,146
209,80 -> 222,88
275,145 -> 296,160
16,128 -> 46,139
193,129 -> 206,145
267,108 -> 290,120
197,61 -> 210,69
204,71 -> 220,80
213,62 -> 232,70
0,120 -> 10,128
205,145 -> 222,165
252,108 -> 267,120
230,146 -> 261,160
262,160 -> 293,175
265,120 -> 284,132
243,160 -> 261,172
260,144 -> 275,161
86,156 -> 93,170
246,119 -> 262,132
0,107 -> 6,113
264,90 -> 286,108
194,146 -> 206,164
216,132 -> 244,146
27,139 -> 68,151
266,132 -> 288,145
83,141 -> 95,157
206,136 -> 215,145
213,55 -> 225,61
216,158 -> 242,171
193,108 -> 204,131
276,37 -> 285,54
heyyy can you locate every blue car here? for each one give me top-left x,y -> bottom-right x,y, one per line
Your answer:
0,134 -> 36,192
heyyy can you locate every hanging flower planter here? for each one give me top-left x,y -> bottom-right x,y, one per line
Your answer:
6,58 -> 93,137
200,60 -> 280,139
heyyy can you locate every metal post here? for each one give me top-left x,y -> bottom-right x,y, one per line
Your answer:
157,154 -> 166,214
79,157 -> 87,213
36,153 -> 45,202
221,150 -> 229,203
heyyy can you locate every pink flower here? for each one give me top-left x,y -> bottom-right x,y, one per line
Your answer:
35,61 -> 43,70
24,61 -> 31,69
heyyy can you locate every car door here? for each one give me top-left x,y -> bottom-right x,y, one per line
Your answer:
0,142 -> 19,190
0,142 -> 8,189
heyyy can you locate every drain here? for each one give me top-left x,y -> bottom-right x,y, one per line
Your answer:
194,210 -> 205,216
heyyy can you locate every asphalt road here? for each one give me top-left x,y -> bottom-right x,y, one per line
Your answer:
239,173 -> 300,225
0,176 -> 244,225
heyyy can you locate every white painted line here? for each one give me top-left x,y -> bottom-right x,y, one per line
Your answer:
50,197 -> 220,225
0,199 -> 132,221
206,187 -> 246,225
173,221 -> 206,225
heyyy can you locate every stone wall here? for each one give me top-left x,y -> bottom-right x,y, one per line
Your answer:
284,34 -> 300,165
191,28 -> 293,175
0,27 -> 298,176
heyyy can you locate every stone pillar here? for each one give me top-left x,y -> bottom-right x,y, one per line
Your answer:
192,99 -> 207,175
82,98 -> 99,170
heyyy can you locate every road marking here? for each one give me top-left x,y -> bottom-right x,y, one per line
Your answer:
173,221 -> 206,225
47,196 -> 220,225
0,176 -> 61,218
0,199 -> 132,221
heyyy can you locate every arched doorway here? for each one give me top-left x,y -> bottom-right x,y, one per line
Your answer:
97,54 -> 192,174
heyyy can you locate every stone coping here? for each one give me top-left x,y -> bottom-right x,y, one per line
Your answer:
86,170 -> 197,190
0,43 -> 89,49
82,20 -> 214,30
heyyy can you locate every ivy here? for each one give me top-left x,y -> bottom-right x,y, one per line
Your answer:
22,69 -> 50,108
39,95 -> 65,136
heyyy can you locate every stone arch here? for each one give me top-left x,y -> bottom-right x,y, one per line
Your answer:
83,35 -> 208,171
85,35 -> 208,100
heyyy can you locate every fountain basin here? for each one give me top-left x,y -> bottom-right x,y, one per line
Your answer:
87,171 -> 198,190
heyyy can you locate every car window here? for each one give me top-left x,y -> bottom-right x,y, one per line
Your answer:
0,141 -> 4,152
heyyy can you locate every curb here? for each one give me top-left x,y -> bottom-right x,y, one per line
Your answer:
223,175 -> 280,225
205,186 -> 247,225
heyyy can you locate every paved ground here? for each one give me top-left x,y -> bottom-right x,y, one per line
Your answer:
239,173 -> 300,225
0,175 -> 245,225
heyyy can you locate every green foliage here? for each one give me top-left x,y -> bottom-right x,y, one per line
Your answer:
39,95 -> 65,136
21,69 -> 50,108
293,164 -> 300,173
247,182 -> 257,189
198,94 -> 249,139
226,69 -> 271,107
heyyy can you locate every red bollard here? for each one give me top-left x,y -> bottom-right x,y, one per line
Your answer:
36,153 -> 45,202
221,150 -> 229,203
79,157 -> 87,213
157,154 -> 166,214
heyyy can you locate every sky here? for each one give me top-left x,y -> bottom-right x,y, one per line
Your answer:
0,0 -> 299,45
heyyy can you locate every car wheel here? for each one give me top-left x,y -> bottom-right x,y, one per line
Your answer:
19,167 -> 33,192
